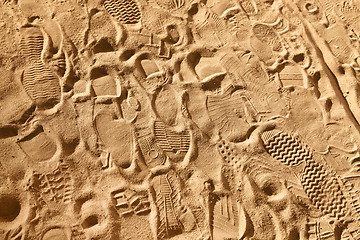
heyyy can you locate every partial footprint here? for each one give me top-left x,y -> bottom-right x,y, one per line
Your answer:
206,85 -> 250,141
28,160 -> 73,205
42,228 -> 70,240
94,111 -> 133,169
103,0 -> 141,24
212,194 -> 241,240
17,125 -> 57,162
111,188 -> 150,216
151,170 -> 182,239
252,23 -> 283,52
153,120 -> 190,161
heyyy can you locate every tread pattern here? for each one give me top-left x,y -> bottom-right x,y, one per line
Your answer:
154,121 -> 190,154
20,28 -> 43,63
137,132 -> 166,168
153,171 -> 182,239
155,0 -> 184,10
261,130 -> 312,167
112,189 -> 150,216
252,23 -> 282,51
240,0 -> 257,15
104,0 -> 141,24
23,62 -> 61,105
20,26 -> 61,108
213,194 -> 239,239
262,129 -> 351,221
206,85 -> 247,139
31,161 -> 73,205
301,159 -> 348,220
217,139 -> 238,168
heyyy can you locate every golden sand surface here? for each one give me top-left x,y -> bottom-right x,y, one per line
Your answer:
1,0 -> 360,239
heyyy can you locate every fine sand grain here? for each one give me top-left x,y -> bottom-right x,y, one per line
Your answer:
1,0 -> 360,239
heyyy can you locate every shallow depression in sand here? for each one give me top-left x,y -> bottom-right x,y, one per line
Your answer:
0,196 -> 21,222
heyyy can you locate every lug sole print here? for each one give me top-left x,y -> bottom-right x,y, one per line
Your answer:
104,0 -> 141,24
262,129 -> 360,237
20,26 -> 61,108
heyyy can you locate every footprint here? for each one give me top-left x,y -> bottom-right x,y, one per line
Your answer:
94,111 -> 133,169
18,0 -> 51,20
151,171 -> 183,239
153,120 -> 191,161
206,85 -> 250,141
28,160 -> 73,205
239,0 -> 258,15
252,23 -> 283,52
154,86 -> 179,126
0,190 -> 30,237
20,25 -> 61,109
90,67 -> 117,96
73,191 -> 112,239
212,194 -> 240,240
135,57 -> 168,93
19,26 -> 43,62
111,188 -> 150,216
17,125 -> 57,162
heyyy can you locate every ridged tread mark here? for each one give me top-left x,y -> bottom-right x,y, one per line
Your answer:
212,194 -> 239,238
206,85 -> 247,140
261,129 -> 311,166
262,129 -> 352,222
20,27 -> 44,63
154,120 -> 190,154
104,0 -> 141,24
153,172 -> 182,239
30,161 -> 73,205
20,26 -> 61,108
22,61 -> 61,106
155,0 -> 184,10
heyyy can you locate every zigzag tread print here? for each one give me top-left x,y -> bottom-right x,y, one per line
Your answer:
104,0 -> 141,24
262,129 -> 351,221
261,129 -> 312,167
301,159 -> 349,220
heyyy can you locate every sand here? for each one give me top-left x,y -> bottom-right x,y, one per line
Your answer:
1,0 -> 360,239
